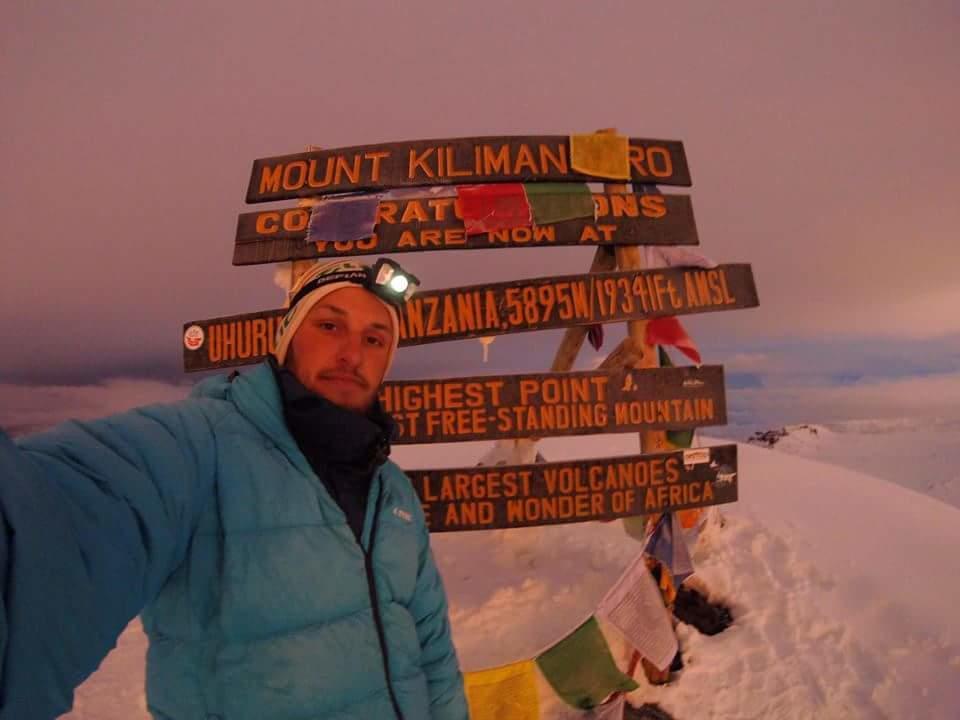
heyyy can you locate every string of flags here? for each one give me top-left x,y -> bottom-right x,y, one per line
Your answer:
304,180 -> 603,245
303,131 -> 637,246
462,514 -> 696,719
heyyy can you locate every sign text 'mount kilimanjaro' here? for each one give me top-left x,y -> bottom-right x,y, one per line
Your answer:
233,192 -> 699,265
247,136 -> 691,202
410,444 -> 738,532
381,366 -> 726,443
181,264 -> 758,371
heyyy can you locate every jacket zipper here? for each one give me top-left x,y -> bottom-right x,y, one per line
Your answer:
363,490 -> 405,720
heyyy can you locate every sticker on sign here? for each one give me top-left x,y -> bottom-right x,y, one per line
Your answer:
183,325 -> 205,351
683,448 -> 711,466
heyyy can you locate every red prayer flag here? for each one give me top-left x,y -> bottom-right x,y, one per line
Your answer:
646,317 -> 701,365
457,184 -> 532,236
587,324 -> 604,351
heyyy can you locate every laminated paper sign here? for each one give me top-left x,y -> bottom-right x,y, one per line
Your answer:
597,553 -> 678,671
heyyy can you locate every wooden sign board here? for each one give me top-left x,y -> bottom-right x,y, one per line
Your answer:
182,264 -> 758,371
410,444 -> 738,532
246,135 -> 691,203
233,193 -> 699,265
382,366 -> 726,444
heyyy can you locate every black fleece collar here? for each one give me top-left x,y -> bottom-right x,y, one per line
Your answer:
268,357 -> 396,476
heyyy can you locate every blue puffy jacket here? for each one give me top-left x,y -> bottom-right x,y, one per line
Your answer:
0,362 -> 467,720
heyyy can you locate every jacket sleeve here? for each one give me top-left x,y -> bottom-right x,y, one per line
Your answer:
0,400 -> 220,719
408,516 -> 469,720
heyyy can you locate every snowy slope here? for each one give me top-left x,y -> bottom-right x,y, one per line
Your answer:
62,432 -> 960,719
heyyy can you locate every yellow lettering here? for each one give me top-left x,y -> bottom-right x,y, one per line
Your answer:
259,164 -> 282,194
539,143 -> 568,174
255,212 -> 280,235
513,144 -> 538,174
483,145 -> 510,175
408,148 -> 435,179
281,161 -> 308,191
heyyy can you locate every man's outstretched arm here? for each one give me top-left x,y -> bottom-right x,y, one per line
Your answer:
0,401 -> 220,719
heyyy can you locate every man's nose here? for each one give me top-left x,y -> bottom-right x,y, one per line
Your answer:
335,332 -> 364,367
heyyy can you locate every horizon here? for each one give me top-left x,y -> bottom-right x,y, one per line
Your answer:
3,1 -> 958,447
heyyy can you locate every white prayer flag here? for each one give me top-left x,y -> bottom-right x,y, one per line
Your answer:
597,553 -> 677,671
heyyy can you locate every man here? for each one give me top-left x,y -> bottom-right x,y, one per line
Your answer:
0,259 -> 468,720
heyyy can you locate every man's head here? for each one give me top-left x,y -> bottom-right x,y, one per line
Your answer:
273,259 -> 418,412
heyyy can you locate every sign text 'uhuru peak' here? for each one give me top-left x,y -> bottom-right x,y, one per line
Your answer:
182,264 -> 758,371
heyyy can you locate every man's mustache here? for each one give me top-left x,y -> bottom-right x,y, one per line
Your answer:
315,371 -> 370,389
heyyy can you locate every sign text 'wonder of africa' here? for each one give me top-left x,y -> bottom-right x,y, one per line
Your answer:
410,444 -> 738,532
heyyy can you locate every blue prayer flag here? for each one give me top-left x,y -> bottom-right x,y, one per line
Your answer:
644,513 -> 694,587
305,195 -> 381,245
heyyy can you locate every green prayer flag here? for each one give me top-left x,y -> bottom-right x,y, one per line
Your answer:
535,617 -> 638,709
523,183 -> 595,225
659,347 -> 694,448
621,515 -> 648,542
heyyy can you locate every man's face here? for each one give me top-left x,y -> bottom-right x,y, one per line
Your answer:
286,286 -> 394,412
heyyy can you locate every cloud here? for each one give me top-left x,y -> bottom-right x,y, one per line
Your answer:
0,379 -> 190,436
721,371 -> 960,435
723,352 -> 773,373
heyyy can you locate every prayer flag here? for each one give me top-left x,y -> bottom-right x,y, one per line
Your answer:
641,245 -> 717,270
644,514 -> 694,588
677,507 -> 704,531
646,317 -> 701,365
382,185 -> 457,200
570,134 -> 630,180
457,183 -> 532,235
464,661 -> 540,720
523,183 -> 595,225
305,195 -> 381,245
621,516 -> 648,542
536,617 -> 637,710
597,552 -> 678,672
587,324 -> 605,351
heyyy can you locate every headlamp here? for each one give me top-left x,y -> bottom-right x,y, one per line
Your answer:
287,258 -> 420,313
369,258 -> 420,305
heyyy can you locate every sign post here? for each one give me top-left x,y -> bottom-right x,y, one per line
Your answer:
183,131 -> 757,711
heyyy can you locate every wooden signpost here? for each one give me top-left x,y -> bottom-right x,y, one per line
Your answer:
187,131 -> 758,694
381,365 -> 726,443
182,264 -> 757,371
246,135 -> 691,203
233,192 -> 699,265
411,444 -> 738,532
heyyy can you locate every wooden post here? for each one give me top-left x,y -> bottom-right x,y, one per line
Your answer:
491,246 -> 618,465
549,246 -> 617,372
284,145 -> 328,293
599,128 -> 674,686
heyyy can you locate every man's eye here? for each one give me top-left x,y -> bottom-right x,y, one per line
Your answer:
317,320 -> 338,331
365,335 -> 386,347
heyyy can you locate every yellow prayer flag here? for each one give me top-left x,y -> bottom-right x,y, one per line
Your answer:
465,660 -> 540,720
569,134 -> 630,180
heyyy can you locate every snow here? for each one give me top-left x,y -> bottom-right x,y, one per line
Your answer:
60,426 -> 960,719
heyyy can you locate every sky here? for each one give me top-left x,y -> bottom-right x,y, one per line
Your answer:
1,1 -> 958,413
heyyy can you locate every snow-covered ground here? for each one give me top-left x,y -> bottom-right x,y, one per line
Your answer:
58,424 -> 960,719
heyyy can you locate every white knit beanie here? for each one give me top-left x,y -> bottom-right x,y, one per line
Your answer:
273,260 -> 402,371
